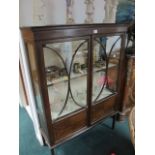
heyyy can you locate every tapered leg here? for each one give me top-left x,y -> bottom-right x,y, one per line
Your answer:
42,136 -> 47,146
112,115 -> 116,129
50,148 -> 56,155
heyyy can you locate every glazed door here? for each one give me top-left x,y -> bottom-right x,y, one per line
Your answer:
91,35 -> 122,122
42,38 -> 91,142
43,39 -> 89,121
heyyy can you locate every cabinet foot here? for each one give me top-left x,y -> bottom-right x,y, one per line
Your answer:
50,148 -> 56,155
112,115 -> 116,129
42,136 -> 47,146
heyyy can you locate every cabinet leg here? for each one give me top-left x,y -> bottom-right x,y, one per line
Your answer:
112,115 -> 116,129
50,148 -> 56,155
42,136 -> 47,146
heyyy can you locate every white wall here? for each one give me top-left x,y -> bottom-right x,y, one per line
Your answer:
94,0 -> 106,23
19,0 -> 33,26
19,0 -> 118,26
46,0 -> 67,25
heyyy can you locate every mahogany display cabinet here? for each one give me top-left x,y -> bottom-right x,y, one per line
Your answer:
21,24 -> 128,154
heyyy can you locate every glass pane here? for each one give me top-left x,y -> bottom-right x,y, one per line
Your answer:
43,40 -> 88,121
92,36 -> 121,103
106,36 -> 121,91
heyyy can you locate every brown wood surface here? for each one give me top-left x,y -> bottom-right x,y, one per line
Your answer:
116,34 -> 127,112
35,42 -> 55,145
53,109 -> 87,142
20,24 -> 128,42
118,54 -> 135,121
87,36 -> 93,126
92,95 -> 117,122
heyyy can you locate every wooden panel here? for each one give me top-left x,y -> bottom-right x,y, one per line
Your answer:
26,42 -> 53,144
53,110 -> 87,142
104,96 -> 116,114
21,24 -> 128,41
118,55 -> 135,121
92,95 -> 117,122
34,28 -> 126,41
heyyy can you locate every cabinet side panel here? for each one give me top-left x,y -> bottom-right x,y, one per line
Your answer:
116,34 -> 127,112
26,42 -> 50,142
118,56 -> 135,120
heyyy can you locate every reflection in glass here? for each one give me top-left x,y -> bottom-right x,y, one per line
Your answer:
43,40 -> 88,120
92,36 -> 121,103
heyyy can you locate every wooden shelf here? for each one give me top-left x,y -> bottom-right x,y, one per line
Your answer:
47,63 -> 116,86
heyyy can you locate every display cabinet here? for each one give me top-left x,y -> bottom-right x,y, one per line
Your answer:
21,24 -> 128,154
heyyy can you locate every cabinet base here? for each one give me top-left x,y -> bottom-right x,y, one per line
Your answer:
49,114 -> 117,155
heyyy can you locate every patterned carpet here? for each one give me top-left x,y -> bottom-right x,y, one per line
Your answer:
19,107 -> 134,155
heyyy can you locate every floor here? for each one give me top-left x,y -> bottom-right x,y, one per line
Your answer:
19,107 -> 134,155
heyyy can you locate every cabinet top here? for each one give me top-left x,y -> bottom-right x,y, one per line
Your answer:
20,23 -> 129,41
20,23 -> 128,30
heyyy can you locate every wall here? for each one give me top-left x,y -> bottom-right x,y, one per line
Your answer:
20,0 -> 135,26
19,0 -> 119,26
19,0 -> 33,26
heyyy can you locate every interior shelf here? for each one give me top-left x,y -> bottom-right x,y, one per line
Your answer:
47,63 -> 116,86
